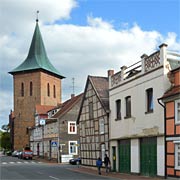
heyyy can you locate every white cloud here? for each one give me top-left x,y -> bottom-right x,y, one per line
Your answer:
87,15 -> 113,29
0,0 -> 180,128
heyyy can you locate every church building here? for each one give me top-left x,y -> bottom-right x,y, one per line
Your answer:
9,18 -> 65,150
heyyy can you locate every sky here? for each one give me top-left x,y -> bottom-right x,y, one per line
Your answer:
0,0 -> 180,129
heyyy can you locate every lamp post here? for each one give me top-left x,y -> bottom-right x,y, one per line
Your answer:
57,118 -> 60,163
27,127 -> 31,148
40,119 -> 46,158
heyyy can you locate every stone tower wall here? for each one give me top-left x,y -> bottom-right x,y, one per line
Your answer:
13,71 -> 61,150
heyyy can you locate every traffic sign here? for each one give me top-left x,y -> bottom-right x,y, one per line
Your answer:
51,141 -> 57,147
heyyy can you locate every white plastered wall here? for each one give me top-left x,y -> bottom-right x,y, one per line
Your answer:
131,139 -> 140,173
157,136 -> 165,176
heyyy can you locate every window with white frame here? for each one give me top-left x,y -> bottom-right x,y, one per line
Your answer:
101,144 -> 105,160
68,121 -> 77,134
175,99 -> 180,124
175,143 -> 180,170
69,141 -> 77,155
99,118 -> 104,134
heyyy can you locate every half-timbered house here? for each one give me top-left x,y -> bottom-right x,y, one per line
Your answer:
159,66 -> 180,178
77,75 -> 109,166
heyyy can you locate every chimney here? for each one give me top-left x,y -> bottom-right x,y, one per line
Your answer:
141,54 -> 148,74
71,94 -> 75,98
120,66 -> 127,80
107,69 -> 114,77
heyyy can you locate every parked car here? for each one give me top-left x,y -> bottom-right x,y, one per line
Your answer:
12,150 -> 20,157
69,157 -> 81,165
18,151 -> 23,159
19,147 -> 33,160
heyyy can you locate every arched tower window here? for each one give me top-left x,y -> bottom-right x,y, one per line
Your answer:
53,85 -> 56,98
30,81 -> 33,96
21,83 -> 24,97
47,83 -> 50,97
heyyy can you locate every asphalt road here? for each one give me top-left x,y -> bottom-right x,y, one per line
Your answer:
0,155 -> 117,180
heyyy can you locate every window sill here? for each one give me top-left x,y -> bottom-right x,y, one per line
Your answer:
175,167 -> 180,170
145,110 -> 153,114
175,121 -> 180,125
124,116 -> 131,119
115,118 -> 121,121
100,132 -> 105,135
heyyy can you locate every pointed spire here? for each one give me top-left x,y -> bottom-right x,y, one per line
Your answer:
9,17 -> 65,79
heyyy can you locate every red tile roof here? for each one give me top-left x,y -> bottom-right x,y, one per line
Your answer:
35,105 -> 55,115
89,76 -> 109,111
52,93 -> 83,119
161,85 -> 180,99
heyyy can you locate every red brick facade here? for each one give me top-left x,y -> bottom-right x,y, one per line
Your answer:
13,71 -> 61,150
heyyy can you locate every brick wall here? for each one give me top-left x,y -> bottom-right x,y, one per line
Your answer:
13,71 -> 62,150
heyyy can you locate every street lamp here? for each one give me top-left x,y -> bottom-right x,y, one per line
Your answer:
40,119 -> 46,158
57,118 -> 60,163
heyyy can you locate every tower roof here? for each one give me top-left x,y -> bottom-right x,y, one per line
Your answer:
9,21 -> 65,79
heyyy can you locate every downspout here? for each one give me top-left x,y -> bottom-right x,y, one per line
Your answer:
157,98 -> 167,179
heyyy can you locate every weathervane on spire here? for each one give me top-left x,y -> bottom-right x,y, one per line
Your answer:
36,10 -> 39,22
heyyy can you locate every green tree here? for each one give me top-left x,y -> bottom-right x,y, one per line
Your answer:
0,124 -> 11,150
1,124 -> 10,132
0,132 -> 10,150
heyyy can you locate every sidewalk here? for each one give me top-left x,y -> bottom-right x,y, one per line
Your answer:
33,156 -> 164,179
70,166 -> 163,180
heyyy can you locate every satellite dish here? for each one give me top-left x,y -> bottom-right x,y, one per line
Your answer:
40,119 -> 46,125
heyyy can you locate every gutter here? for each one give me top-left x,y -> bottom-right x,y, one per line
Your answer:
157,98 -> 167,179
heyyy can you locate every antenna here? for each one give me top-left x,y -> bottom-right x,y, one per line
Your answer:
36,10 -> 39,22
72,77 -> 75,95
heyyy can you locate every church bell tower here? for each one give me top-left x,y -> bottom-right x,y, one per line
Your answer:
9,16 -> 65,150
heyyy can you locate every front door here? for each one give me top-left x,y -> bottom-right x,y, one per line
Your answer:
112,146 -> 116,172
119,140 -> 130,173
37,143 -> 39,156
140,137 -> 157,177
